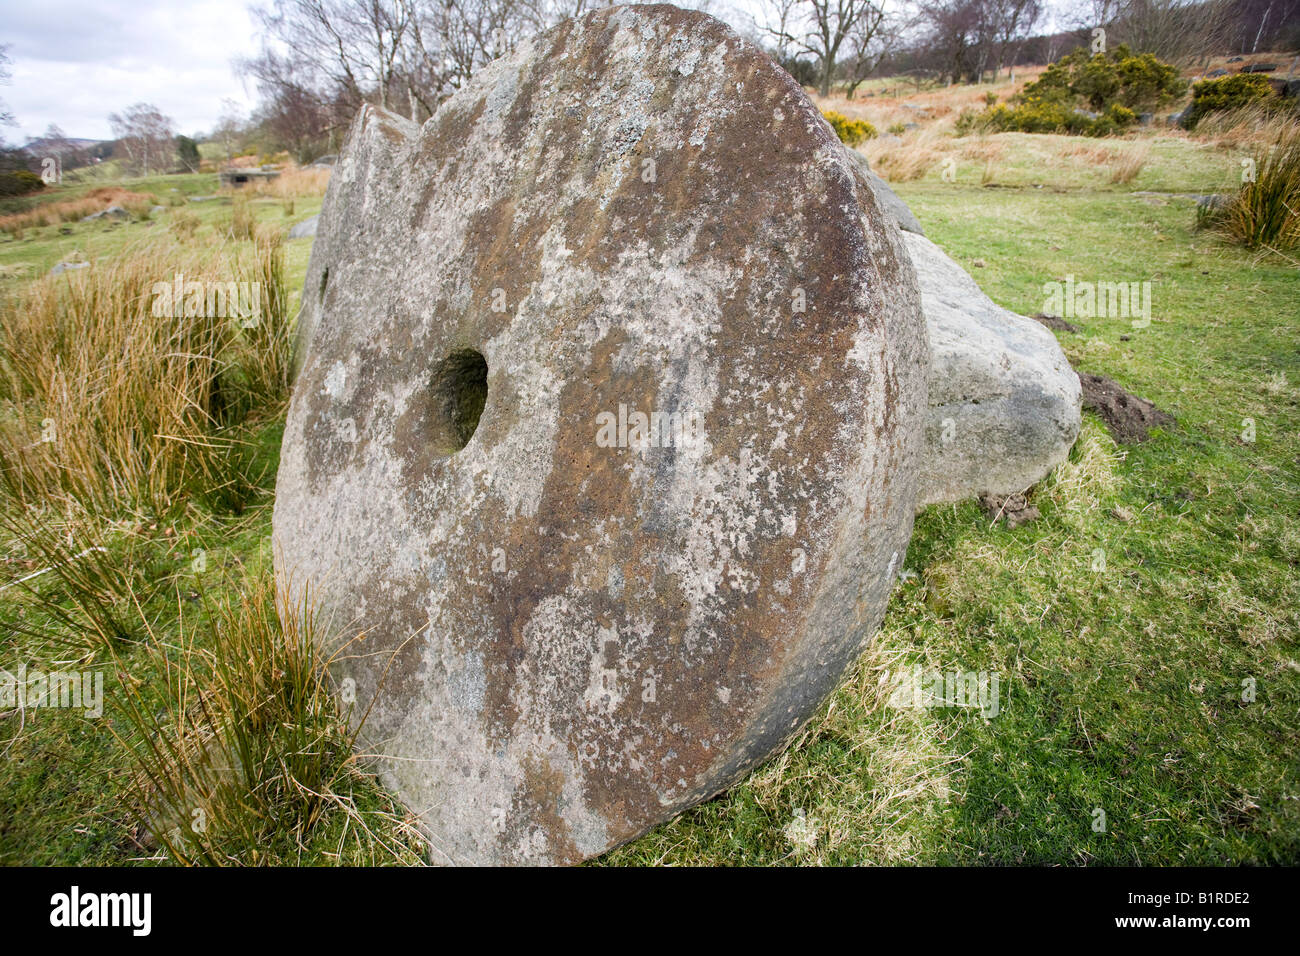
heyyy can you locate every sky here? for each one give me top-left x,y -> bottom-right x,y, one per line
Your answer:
1,0 -> 1074,146
2,0 -> 263,144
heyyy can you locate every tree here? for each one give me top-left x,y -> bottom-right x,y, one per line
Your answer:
763,0 -> 893,97
0,45 -> 15,133
213,99 -> 246,165
108,103 -> 176,176
176,135 -> 201,173
918,0 -> 983,84
843,1 -> 897,98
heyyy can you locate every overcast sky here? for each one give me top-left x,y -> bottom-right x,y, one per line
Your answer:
3,0 -> 262,143
2,0 -> 1072,146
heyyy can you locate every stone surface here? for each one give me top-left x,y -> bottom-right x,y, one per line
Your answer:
847,161 -> 1081,506
903,230 -> 1081,507
845,148 -> 925,235
288,214 -> 319,239
274,4 -> 927,865
80,205 -> 129,223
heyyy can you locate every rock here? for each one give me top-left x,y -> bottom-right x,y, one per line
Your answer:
48,261 -> 90,276
901,231 -> 1081,508
275,4 -> 927,866
1138,112 -> 1154,126
80,205 -> 129,223
1242,63 -> 1278,73
844,147 -> 925,235
1078,372 -> 1173,444
307,154 -> 337,167
1196,194 -> 1229,218
288,215 -> 318,239
150,205 -> 167,215
845,150 -> 1079,505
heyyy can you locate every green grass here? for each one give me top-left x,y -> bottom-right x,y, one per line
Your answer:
0,174 -> 322,280
2,143 -> 1298,866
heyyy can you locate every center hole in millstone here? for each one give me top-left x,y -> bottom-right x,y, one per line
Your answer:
430,348 -> 488,454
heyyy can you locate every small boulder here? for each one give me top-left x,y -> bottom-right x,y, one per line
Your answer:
902,231 -> 1082,508
48,261 -> 90,276
288,215 -> 319,239
850,151 -> 1082,507
80,205 -> 130,223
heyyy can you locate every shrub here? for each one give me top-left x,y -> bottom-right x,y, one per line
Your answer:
0,170 -> 45,197
963,45 -> 1178,137
1184,74 -> 1285,129
823,111 -> 878,146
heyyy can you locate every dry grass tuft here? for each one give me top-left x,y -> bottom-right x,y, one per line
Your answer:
1109,141 -> 1152,184
252,166 -> 332,201
864,128 -> 946,182
0,232 -> 291,517
114,571 -> 425,865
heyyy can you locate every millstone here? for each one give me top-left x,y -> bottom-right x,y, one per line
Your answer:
274,3 -> 927,865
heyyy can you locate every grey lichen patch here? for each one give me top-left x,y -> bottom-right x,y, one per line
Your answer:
274,4 -> 927,865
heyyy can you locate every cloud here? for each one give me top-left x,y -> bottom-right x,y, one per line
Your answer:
3,0 -> 261,142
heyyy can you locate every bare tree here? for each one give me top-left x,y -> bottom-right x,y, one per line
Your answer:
0,45 -> 15,131
918,0 -> 983,83
764,0 -> 892,96
843,1 -> 896,98
108,103 -> 176,176
987,0 -> 1042,78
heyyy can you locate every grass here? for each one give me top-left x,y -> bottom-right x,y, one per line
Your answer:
1202,120 -> 1300,252
2,115 -> 1298,866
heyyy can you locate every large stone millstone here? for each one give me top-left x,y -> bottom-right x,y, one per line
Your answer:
274,3 -> 927,865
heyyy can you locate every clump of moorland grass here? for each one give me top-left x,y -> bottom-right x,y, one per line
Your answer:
0,187 -> 158,236
254,165 -> 331,201
1108,141 -> 1152,185
863,128 -> 944,182
227,195 -> 257,241
0,231 -> 291,648
1193,103 -> 1300,151
113,572 -> 424,865
1198,121 -> 1300,251
168,209 -> 200,241
0,232 -> 291,516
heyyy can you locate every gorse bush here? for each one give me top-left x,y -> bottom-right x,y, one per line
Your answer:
1184,74 -> 1290,130
0,170 -> 45,197
962,45 -> 1181,138
1029,45 -> 1183,111
823,111 -> 878,146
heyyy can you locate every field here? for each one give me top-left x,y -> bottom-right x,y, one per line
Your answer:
1,94 -> 1297,865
